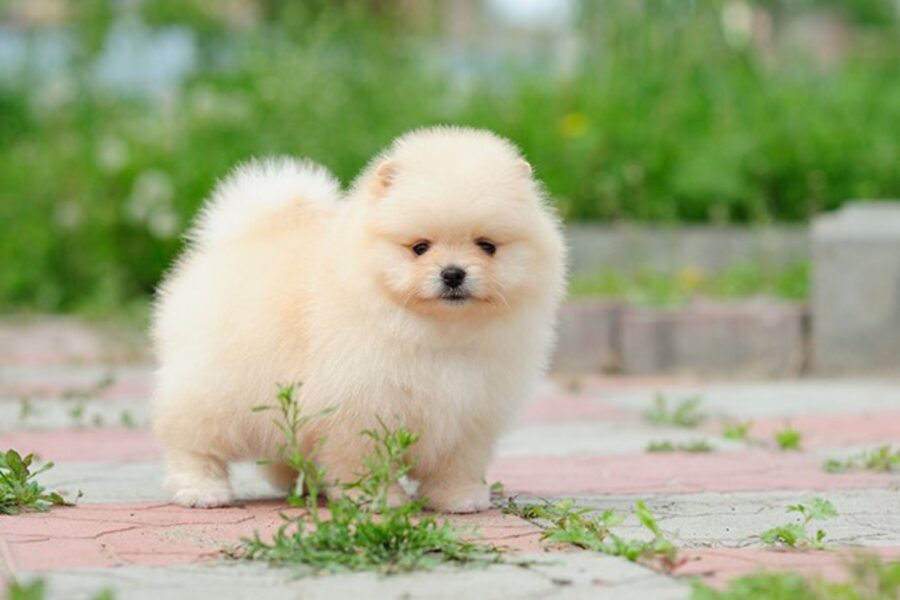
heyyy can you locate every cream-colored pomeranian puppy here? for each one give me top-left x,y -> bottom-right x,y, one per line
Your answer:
151,126 -> 566,512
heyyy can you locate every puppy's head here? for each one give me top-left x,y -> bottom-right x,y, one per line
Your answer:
353,127 -> 565,320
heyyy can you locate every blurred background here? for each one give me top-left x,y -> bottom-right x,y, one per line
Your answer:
0,0 -> 898,329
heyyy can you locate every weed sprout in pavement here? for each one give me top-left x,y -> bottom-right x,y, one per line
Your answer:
824,446 -> 900,474
691,553 -> 900,599
504,497 -> 682,572
646,440 -> 714,453
6,580 -> 113,600
721,420 -> 752,441
235,384 -> 501,574
774,426 -> 803,451
643,394 -> 706,428
0,449 -> 70,515
760,498 -> 837,550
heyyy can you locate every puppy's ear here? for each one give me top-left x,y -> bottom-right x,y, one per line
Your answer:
370,160 -> 397,198
517,159 -> 533,178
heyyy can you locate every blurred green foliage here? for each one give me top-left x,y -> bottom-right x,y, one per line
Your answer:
569,262 -> 810,306
0,0 -> 898,311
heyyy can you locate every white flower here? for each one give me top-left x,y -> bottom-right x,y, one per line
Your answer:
126,170 -> 179,238
96,136 -> 129,174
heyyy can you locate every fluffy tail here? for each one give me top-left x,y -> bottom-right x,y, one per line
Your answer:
187,157 -> 341,248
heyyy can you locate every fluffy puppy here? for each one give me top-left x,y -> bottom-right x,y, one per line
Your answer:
151,126 -> 566,512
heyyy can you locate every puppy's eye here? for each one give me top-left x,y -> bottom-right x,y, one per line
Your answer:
476,239 -> 497,256
411,241 -> 430,256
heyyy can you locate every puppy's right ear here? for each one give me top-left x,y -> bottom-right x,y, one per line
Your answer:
369,160 -> 397,199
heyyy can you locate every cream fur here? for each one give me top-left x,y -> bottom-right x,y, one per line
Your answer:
151,126 -> 567,512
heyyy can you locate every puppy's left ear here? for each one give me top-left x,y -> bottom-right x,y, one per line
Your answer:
517,159 -> 533,177
370,160 -> 397,198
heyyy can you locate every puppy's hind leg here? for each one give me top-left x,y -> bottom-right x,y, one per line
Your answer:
164,450 -> 234,508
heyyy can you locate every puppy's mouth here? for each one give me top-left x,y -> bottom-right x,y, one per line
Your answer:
438,288 -> 473,305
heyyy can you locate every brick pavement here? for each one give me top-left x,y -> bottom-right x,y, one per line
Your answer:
1,319 -> 899,599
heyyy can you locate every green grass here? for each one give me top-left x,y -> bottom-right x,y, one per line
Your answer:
775,427 -> 803,451
2,1 -> 900,312
646,440 -> 714,453
824,446 -> 900,474
569,262 -> 810,305
503,498 -> 681,571
0,449 -> 68,515
721,420 -> 753,441
759,498 -> 837,550
7,580 -> 113,600
643,394 -> 706,428
691,554 -> 900,599
234,385 -> 501,574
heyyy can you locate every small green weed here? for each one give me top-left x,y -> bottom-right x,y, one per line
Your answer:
774,427 -> 803,451
504,498 -> 681,571
759,498 -> 837,550
7,579 -> 113,600
236,385 -> 500,574
0,450 -> 68,515
8,580 -> 49,600
62,374 -> 115,427
489,480 -> 505,500
721,420 -> 752,441
824,446 -> 900,474
691,553 -> 900,599
118,410 -> 137,429
693,571 -> 822,600
17,398 -> 37,423
251,384 -> 333,507
68,401 -> 86,426
643,394 -> 706,428
646,440 -> 714,453
61,374 -> 115,402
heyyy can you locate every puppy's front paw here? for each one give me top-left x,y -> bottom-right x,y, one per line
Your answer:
425,483 -> 491,514
172,484 -> 234,508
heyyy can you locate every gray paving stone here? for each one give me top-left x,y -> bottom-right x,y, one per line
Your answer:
599,380 -> 900,419
620,300 -> 807,378
498,422 -> 745,457
0,365 -> 151,398
812,201 -> 900,373
16,553 -> 689,600
567,225 -> 808,278
551,489 -> 900,549
0,398 -> 149,432
38,461 -> 277,504
3,379 -> 558,432
552,300 -> 622,374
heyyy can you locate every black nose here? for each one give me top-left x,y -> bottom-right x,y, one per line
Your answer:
440,266 -> 466,289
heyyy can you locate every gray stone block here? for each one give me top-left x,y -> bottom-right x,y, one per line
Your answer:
551,299 -> 622,373
812,201 -> 900,373
620,300 -> 807,377
567,225 -> 809,277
